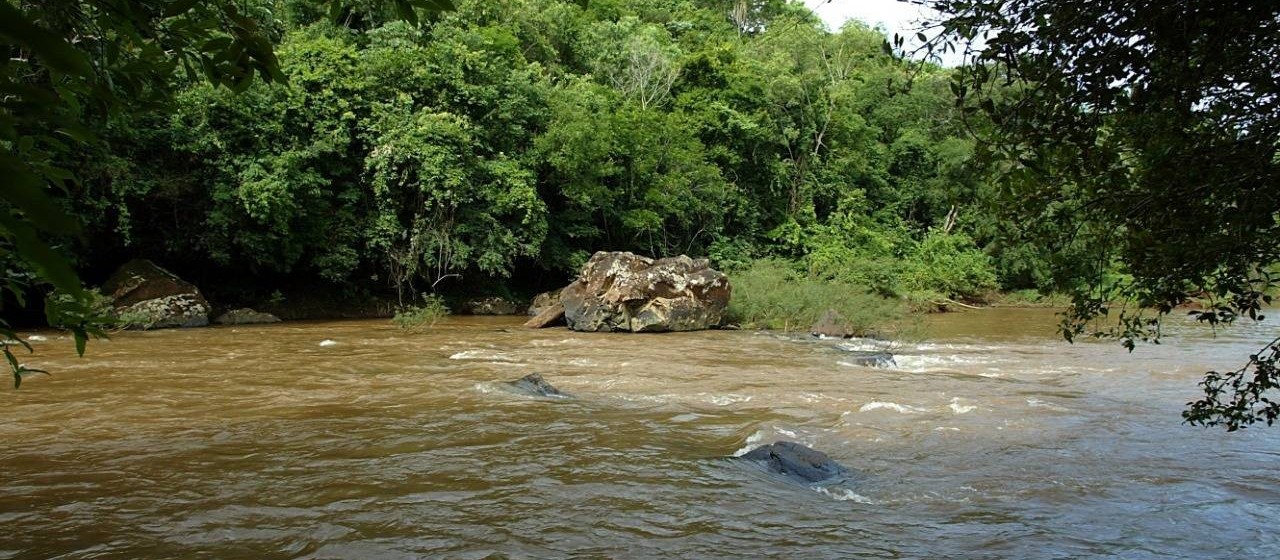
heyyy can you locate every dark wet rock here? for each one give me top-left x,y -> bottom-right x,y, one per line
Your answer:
840,351 -> 896,368
460,296 -> 520,315
527,288 -> 565,317
101,259 -> 210,329
214,308 -> 281,325
561,251 -> 731,332
811,309 -> 855,338
523,302 -> 566,329
506,373 -> 569,398
739,441 -> 849,483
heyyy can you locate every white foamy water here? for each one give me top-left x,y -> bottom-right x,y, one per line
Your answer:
858,401 -> 926,414
814,486 -> 874,504
448,349 -> 519,362
949,398 -> 977,414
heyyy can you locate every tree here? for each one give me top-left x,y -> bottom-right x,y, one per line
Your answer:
0,0 -> 454,387
918,0 -> 1280,429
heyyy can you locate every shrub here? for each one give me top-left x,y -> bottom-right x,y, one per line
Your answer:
392,294 -> 449,332
901,231 -> 998,300
726,259 -> 904,336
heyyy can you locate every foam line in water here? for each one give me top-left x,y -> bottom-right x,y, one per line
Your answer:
449,350 -> 519,362
858,401 -> 926,414
813,486 -> 874,504
949,397 -> 977,414
837,338 -> 894,352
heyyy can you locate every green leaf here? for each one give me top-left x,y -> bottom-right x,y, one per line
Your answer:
0,3 -> 93,76
0,212 -> 83,296
200,37 -> 234,53
0,153 -> 80,235
411,0 -> 457,11
164,0 -> 202,18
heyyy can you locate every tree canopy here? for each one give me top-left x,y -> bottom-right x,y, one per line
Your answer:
920,0 -> 1280,429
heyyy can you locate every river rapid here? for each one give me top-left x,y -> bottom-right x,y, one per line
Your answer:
2,309 -> 1278,559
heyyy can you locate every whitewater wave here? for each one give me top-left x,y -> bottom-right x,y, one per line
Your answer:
949,397 -> 977,414
814,486 -> 873,504
858,401 -> 926,414
449,350 -> 520,362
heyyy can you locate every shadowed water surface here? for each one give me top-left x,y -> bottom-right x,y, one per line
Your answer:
2,309 -> 1278,558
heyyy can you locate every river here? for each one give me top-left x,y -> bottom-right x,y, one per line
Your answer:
2,309 -> 1278,558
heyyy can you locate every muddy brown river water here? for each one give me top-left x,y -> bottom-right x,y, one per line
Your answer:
2,309 -> 1279,558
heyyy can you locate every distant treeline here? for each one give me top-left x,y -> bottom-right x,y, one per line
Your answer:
62,0 -> 1072,304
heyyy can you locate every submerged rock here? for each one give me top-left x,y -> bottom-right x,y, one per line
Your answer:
506,373 -> 569,398
460,296 -> 520,315
738,441 -> 849,483
839,351 -> 896,368
101,259 -> 210,329
561,251 -> 730,332
214,308 -> 281,325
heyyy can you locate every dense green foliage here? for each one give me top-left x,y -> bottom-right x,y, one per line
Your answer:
727,259 -> 904,335
0,0 -> 326,386
48,0 -> 1018,307
1,0 -> 453,385
923,0 -> 1280,429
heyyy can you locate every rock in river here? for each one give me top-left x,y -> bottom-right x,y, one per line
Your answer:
506,373 -> 569,398
839,351 -> 896,368
214,308 -> 281,325
738,441 -> 849,483
561,251 -> 730,332
102,259 -> 210,329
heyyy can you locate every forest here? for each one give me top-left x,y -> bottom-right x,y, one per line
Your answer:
4,0 -> 1062,318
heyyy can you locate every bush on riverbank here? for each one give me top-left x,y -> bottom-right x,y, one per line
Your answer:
392,295 -> 449,332
726,259 -> 904,335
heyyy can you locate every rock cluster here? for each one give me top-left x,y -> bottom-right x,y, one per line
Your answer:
559,251 -> 731,332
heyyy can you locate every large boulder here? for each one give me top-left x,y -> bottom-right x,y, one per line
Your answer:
738,441 -> 849,483
214,308 -> 281,325
560,251 -> 730,332
102,259 -> 210,329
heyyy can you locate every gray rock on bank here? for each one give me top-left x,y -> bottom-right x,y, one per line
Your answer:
811,309 -> 855,338
102,259 -> 210,329
523,303 -> 566,329
738,441 -> 849,483
527,289 -> 563,317
214,308 -> 281,325
461,296 -> 520,315
561,251 -> 730,332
